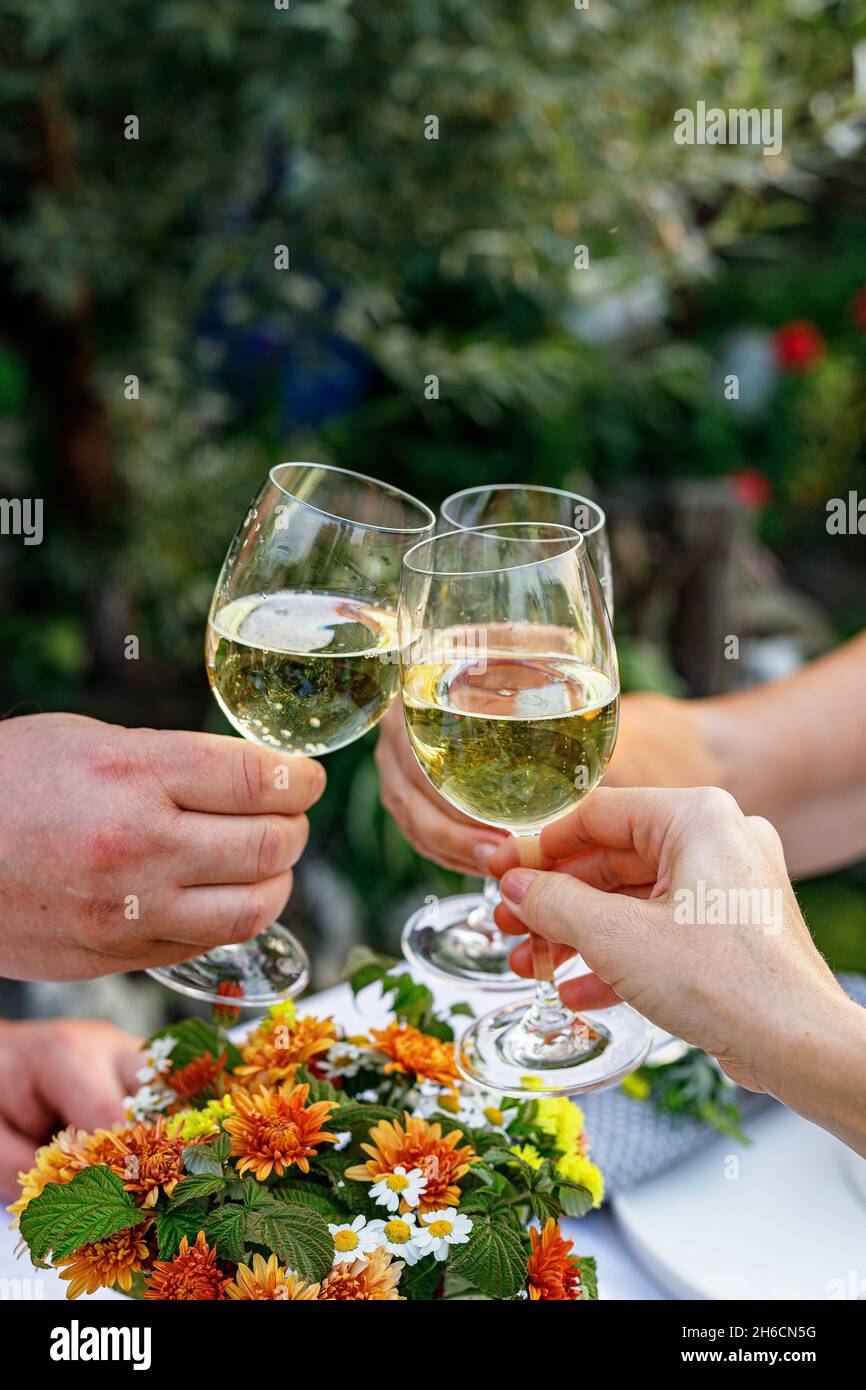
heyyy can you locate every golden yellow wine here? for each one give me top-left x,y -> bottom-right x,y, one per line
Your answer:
402,651 -> 618,832
206,591 -> 399,754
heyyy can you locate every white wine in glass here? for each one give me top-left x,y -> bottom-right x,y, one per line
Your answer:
398,523 -> 651,1098
148,462 -> 434,1009
401,484 -> 614,990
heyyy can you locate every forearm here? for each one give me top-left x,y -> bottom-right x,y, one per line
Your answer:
764,992 -> 866,1158
697,631 -> 866,875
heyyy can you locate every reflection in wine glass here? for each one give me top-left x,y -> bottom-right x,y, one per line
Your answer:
398,522 -> 651,1098
401,484 -> 613,990
148,462 -> 434,1009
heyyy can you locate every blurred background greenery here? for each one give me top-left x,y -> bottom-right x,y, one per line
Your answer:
0,0 -> 864,1025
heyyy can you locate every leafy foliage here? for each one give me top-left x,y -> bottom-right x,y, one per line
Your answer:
20,1167 -> 140,1262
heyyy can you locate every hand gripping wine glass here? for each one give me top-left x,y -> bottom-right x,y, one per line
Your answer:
148,462 -> 435,1008
401,484 -> 613,990
398,522 -> 651,1097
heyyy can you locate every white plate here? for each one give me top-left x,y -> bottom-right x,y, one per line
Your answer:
613,1102 -> 866,1300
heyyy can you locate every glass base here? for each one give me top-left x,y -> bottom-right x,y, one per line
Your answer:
457,998 -> 653,1098
146,924 -> 310,1007
402,892 -> 535,992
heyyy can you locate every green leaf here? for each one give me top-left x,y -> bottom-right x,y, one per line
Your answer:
20,1166 -> 140,1263
271,1181 -> 349,1223
169,1173 -> 226,1206
449,1002 -> 475,1019
343,945 -> 397,994
204,1204 -> 248,1264
182,1144 -> 223,1177
399,1256 -> 443,1301
528,1187 -> 562,1224
156,1206 -> 208,1260
146,1017 -> 241,1072
293,1066 -> 340,1105
245,1203 -> 333,1284
332,1101 -> 402,1128
448,1216 -> 527,1299
578,1254 -> 599,1300
557,1183 -> 594,1219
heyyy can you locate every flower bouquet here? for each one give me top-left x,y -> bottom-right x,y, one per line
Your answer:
11,968 -> 602,1301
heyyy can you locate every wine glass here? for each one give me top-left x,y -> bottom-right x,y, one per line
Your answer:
401,484 -> 613,989
398,522 -> 651,1097
147,462 -> 435,1008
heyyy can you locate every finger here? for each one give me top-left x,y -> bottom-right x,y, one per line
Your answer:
151,730 -> 326,815
0,1123 -> 43,1195
559,974 -> 622,1010
508,936 -> 575,973
41,1031 -> 136,1133
493,901 -> 533,937
552,847 -> 656,893
538,786 -> 698,866
164,871 -> 294,948
499,864 -> 644,955
379,757 -> 505,874
172,812 -> 310,886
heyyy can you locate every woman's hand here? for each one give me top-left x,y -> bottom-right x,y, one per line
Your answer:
0,1018 -> 142,1194
375,702 -> 508,875
488,787 -> 856,1105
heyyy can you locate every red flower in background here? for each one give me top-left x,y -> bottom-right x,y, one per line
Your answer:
852,287 -> 866,332
773,320 -> 824,371
728,468 -> 772,511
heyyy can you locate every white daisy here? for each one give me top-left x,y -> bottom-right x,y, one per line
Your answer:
375,1213 -> 426,1266
327,1214 -> 385,1266
320,1042 -> 367,1080
124,1082 -> 174,1121
414,1208 -> 473,1262
135,1037 -> 175,1084
369,1165 -> 427,1212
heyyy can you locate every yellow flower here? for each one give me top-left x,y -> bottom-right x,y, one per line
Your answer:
621,1072 -> 652,1101
56,1222 -> 152,1299
168,1095 -> 237,1142
8,1126 -> 90,1218
534,1098 -> 584,1154
268,999 -> 297,1027
556,1152 -> 604,1208
226,1253 -> 319,1300
233,1013 -> 336,1089
509,1143 -> 543,1170
318,1248 -> 404,1301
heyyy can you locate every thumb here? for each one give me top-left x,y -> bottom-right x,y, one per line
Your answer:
499,866 -> 640,961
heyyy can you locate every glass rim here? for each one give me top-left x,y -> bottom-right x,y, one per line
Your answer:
440,483 -> 607,538
402,521 -> 586,578
268,461 -> 436,536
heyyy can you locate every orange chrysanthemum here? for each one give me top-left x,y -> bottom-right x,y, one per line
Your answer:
345,1112 -> 477,1214
527,1219 -> 583,1301
226,1253 -> 320,1301
94,1118 -> 197,1207
56,1221 -> 152,1299
223,1080 -> 338,1180
8,1127 -> 90,1218
167,1051 -> 228,1101
144,1232 -> 231,1301
370,1022 -> 461,1089
233,1013 -> 336,1088
318,1248 -> 404,1301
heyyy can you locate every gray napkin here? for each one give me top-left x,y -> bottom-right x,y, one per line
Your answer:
581,973 -> 866,1197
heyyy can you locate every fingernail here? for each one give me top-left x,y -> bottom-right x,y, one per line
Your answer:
501,868 -> 537,905
473,843 -> 499,871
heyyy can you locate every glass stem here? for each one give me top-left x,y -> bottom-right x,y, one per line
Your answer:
467,875 -> 504,937
527,934 -> 571,1031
